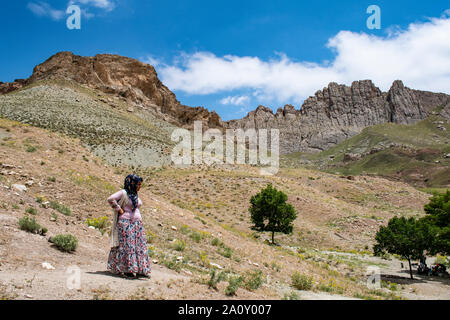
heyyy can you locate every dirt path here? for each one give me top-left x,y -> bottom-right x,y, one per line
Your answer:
321,250 -> 450,300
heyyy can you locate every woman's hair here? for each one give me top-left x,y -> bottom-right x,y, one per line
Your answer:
123,174 -> 143,211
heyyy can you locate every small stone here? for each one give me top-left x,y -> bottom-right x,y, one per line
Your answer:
171,226 -> 177,231
25,180 -> 34,187
12,184 -> 27,192
176,256 -> 183,261
88,226 -> 96,230
152,260 -> 159,264
41,262 -> 55,270
210,263 -> 223,269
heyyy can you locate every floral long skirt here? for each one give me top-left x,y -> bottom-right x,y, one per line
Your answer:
107,218 -> 151,276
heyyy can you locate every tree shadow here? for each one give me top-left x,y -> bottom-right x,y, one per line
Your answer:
381,270 -> 450,286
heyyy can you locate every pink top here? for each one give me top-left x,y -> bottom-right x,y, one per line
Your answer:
107,190 -> 143,221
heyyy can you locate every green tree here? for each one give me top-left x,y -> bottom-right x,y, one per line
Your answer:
249,184 -> 297,245
374,216 -> 437,279
421,190 -> 450,255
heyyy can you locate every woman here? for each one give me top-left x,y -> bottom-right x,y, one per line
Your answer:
107,174 -> 151,278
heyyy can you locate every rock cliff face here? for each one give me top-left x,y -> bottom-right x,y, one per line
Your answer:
226,80 -> 450,153
1,52 -> 449,154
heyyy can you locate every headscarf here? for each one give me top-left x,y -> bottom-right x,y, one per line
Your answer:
123,174 -> 143,211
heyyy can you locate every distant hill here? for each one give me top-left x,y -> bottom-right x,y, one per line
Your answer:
281,112 -> 450,189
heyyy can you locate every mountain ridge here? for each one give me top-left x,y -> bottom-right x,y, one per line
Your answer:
1,51 -> 449,154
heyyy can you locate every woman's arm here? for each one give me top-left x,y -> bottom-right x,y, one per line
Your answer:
107,190 -> 124,213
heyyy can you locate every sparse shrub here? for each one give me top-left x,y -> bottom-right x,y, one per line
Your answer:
190,231 -> 202,243
52,234 -> 78,252
211,238 -> 221,246
243,270 -> 265,291
18,216 -> 46,235
86,216 -> 109,234
173,240 -> 186,252
218,246 -> 233,258
26,145 -> 37,153
291,272 -> 313,291
50,201 -> 72,216
48,177 -> 56,182
36,196 -> 45,204
199,251 -> 210,267
207,269 -> 227,290
180,225 -> 190,235
25,207 -> 37,215
147,230 -> 157,243
271,261 -> 281,272
225,275 -> 243,296
162,256 -> 182,272
282,291 -> 300,300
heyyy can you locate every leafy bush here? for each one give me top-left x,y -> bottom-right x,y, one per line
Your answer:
243,270 -> 265,291
52,234 -> 78,252
18,216 -> 46,235
225,276 -> 243,296
211,238 -> 221,246
291,272 -> 313,291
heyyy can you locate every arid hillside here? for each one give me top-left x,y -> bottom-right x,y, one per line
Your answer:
1,117 -> 447,300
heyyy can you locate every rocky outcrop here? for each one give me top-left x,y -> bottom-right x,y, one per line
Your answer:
226,80 -> 450,153
0,52 -> 222,129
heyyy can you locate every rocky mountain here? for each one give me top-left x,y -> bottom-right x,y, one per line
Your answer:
1,52 -> 449,155
226,80 -> 450,153
0,51 -> 222,129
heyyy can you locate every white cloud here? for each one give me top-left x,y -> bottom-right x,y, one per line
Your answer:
69,0 -> 115,12
27,0 -> 116,20
27,2 -> 65,21
158,12 -> 450,104
220,95 -> 250,106
142,56 -> 162,68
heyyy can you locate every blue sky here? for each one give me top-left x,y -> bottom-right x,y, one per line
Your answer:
1,1 -> 450,120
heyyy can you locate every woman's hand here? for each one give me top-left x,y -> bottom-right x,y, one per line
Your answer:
119,208 -> 124,215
